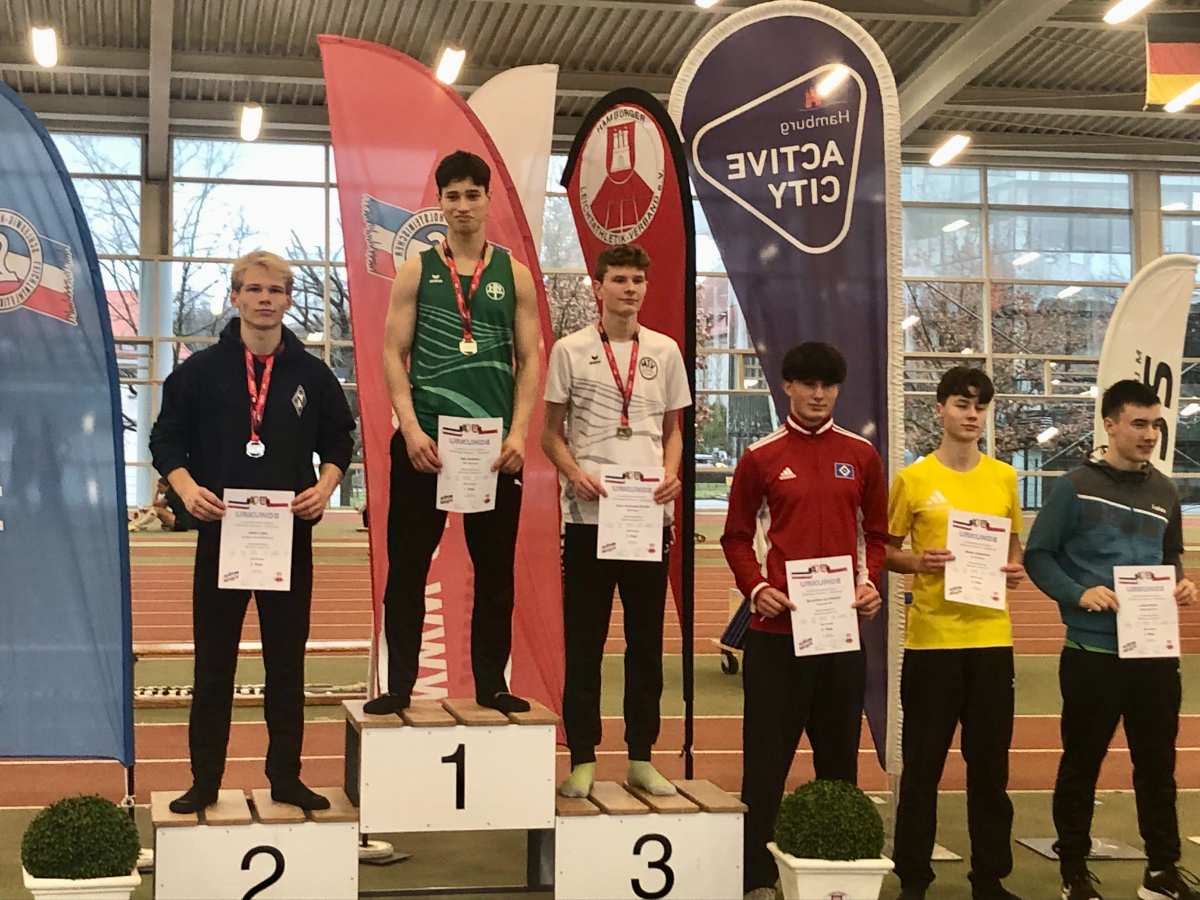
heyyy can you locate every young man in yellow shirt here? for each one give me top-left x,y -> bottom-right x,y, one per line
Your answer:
887,367 -> 1026,900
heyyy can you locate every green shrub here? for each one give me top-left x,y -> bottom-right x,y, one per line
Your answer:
773,779 -> 884,861
21,795 -> 140,879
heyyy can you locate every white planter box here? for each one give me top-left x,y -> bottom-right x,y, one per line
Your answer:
21,867 -> 140,900
767,843 -> 893,900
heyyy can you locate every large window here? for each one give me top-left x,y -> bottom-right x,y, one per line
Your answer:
904,165 -> 1135,507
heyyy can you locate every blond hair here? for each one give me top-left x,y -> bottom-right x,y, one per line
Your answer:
231,250 -> 293,294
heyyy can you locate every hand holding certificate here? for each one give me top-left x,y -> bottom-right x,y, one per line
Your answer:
218,488 -> 294,591
436,415 -> 502,513
597,465 -> 665,561
1115,565 -> 1180,659
944,509 -> 1011,609
786,555 -> 860,657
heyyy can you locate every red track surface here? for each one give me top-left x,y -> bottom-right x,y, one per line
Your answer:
3,543 -> 1198,806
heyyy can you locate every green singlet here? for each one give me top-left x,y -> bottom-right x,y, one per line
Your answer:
409,245 -> 517,438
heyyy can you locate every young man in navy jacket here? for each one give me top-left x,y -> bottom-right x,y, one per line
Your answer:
722,342 -> 887,900
1026,380 -> 1196,900
150,250 -> 355,813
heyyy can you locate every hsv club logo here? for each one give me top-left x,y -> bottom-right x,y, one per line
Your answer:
578,105 -> 665,244
1117,569 -> 1173,585
0,209 -> 78,324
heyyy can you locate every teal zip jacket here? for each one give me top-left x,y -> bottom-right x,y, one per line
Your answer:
1025,458 -> 1184,652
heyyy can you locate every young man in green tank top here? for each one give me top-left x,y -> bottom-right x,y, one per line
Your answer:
367,151 -> 541,715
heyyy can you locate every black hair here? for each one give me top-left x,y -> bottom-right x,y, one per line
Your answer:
781,342 -> 847,385
594,243 -> 651,280
435,150 -> 491,192
936,366 -> 995,405
1101,379 -> 1161,420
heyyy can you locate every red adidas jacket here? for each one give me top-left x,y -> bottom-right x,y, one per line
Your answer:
721,416 -> 888,636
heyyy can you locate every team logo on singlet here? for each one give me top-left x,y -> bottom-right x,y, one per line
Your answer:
292,385 -> 307,417
577,105 -> 665,243
485,281 -> 506,301
0,209 -> 77,324
638,356 -> 659,380
362,195 -> 446,281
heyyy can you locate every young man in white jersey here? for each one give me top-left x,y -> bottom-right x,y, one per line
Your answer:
886,366 -> 1026,900
542,243 -> 691,798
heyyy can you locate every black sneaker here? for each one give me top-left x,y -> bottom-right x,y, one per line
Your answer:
1061,869 -> 1103,900
1140,866 -> 1200,900
363,692 -> 409,715
168,782 -> 219,814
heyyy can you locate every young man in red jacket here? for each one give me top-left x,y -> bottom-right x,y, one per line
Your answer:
721,342 -> 887,900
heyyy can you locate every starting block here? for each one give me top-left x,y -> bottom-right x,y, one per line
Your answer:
151,787 -> 358,899
553,779 -> 745,899
343,697 -> 557,833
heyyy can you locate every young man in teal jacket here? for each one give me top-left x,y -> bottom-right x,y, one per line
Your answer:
1026,380 -> 1196,900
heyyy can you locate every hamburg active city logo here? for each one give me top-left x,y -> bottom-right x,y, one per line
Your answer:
0,209 -> 78,324
950,516 -> 1007,533
578,105 -> 665,243
1117,569 -> 1173,585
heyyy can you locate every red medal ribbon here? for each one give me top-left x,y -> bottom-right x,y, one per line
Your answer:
244,347 -> 277,444
597,322 -> 639,429
443,242 -> 489,344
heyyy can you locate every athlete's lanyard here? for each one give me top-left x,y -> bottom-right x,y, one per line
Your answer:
244,347 -> 276,458
597,322 -> 638,439
443,242 -> 488,355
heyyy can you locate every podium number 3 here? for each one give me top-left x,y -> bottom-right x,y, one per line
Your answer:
441,743 -> 466,809
241,846 -> 285,900
631,833 -> 674,899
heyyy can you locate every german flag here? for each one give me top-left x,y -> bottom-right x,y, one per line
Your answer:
1146,13 -> 1200,110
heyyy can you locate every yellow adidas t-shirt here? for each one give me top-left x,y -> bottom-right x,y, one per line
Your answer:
888,454 -> 1022,650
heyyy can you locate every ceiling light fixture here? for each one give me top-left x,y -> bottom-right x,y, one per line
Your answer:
1056,285 -> 1082,299
1165,80 -> 1200,113
1162,201 -> 1189,211
1037,426 -> 1060,444
30,26 -> 57,68
815,65 -> 850,98
695,0 -> 721,9
1012,251 -> 1040,267
900,314 -> 920,330
1181,402 -> 1200,417
1102,0 -> 1156,25
942,218 -> 970,233
239,103 -> 263,141
929,134 -> 970,167
435,46 -> 466,84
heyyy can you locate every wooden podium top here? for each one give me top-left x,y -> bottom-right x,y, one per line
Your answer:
343,698 -> 559,731
553,780 -> 746,817
151,788 -> 358,827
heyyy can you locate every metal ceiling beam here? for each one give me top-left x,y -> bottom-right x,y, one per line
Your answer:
945,87 -> 1200,122
147,0 -> 173,180
898,0 -> 1076,138
905,129 -> 1200,160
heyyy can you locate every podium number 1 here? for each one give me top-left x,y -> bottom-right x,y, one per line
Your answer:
441,743 -> 466,809
631,833 -> 674,899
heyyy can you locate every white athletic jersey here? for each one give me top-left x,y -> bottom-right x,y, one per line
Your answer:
545,323 -> 692,525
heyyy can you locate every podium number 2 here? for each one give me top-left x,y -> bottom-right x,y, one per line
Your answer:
241,846 -> 285,900
441,743 -> 466,809
631,833 -> 674,899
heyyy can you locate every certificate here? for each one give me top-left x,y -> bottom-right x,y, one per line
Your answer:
218,488 -> 294,591
1115,565 -> 1180,659
597,465 -> 665,561
785,555 -> 860,657
436,416 -> 502,513
944,509 -> 1011,609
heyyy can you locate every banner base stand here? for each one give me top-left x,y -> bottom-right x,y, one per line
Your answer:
1017,837 -> 1145,861
360,840 -> 410,866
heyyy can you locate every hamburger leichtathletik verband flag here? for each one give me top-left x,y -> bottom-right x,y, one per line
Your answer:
319,36 -> 565,709
560,89 -> 698,770
669,0 -> 904,772
1145,13 -> 1200,111
0,81 -> 133,766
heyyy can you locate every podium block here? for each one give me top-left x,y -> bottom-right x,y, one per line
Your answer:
151,788 -> 358,899
344,698 -> 557,833
554,780 -> 745,900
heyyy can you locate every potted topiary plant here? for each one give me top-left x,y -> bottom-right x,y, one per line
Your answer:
767,779 -> 894,900
20,795 -> 141,899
